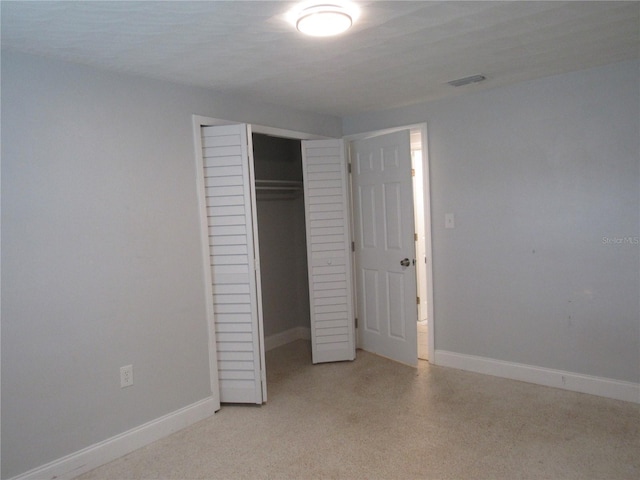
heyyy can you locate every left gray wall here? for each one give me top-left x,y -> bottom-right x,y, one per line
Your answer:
0,51 -> 341,479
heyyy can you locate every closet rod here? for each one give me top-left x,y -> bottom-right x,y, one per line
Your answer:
255,180 -> 303,192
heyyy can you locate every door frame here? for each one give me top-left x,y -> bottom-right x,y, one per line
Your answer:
192,115 -> 332,401
344,123 -> 435,362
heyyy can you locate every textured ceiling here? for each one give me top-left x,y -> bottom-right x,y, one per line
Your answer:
2,1 -> 639,116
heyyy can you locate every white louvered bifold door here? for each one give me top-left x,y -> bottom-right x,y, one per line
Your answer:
200,124 -> 264,404
302,139 -> 356,364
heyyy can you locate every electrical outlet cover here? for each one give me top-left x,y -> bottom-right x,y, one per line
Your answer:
120,364 -> 133,388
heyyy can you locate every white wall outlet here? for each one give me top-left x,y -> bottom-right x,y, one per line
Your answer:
120,364 -> 133,388
445,213 -> 455,229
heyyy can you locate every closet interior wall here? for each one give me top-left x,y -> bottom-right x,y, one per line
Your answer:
252,133 -> 311,343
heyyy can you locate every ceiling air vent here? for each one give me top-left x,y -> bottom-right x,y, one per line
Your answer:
447,74 -> 486,87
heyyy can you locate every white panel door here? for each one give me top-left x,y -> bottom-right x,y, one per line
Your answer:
302,139 -> 356,364
351,130 -> 418,366
200,124 -> 265,403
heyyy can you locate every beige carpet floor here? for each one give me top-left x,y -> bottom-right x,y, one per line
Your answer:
76,340 -> 639,479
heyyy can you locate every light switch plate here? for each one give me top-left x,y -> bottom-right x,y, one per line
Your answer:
445,213 -> 455,229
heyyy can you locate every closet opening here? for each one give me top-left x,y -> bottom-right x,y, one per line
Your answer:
251,133 -> 312,377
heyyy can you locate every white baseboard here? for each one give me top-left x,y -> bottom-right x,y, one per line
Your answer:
265,326 -> 311,351
10,397 -> 217,480
434,350 -> 639,404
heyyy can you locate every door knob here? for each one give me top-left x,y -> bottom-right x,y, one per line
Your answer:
400,258 -> 411,267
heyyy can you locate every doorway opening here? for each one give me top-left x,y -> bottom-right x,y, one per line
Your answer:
347,124 -> 433,366
411,129 -> 429,361
252,132 -> 312,395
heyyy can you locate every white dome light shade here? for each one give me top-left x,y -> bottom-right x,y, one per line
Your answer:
295,4 -> 355,37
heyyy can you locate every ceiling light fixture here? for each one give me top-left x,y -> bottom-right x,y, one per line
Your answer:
292,2 -> 359,37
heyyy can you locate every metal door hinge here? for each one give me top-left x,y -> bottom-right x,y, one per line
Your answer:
411,168 -> 415,177
348,163 -> 352,174
355,317 -> 358,328
417,296 -> 420,304
351,241 -> 355,252
414,233 -> 418,241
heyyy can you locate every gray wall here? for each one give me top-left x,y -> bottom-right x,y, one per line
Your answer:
254,198 -> 310,337
1,52 -> 340,479
344,60 -> 640,384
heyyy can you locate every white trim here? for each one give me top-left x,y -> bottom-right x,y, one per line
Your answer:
9,397 -> 217,480
192,115 -> 332,142
435,350 -> 640,404
265,327 -> 312,351
192,115 -> 222,408
343,123 -> 427,142
250,124 -> 328,141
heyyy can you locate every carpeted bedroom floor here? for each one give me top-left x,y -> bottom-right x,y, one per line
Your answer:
76,340 -> 639,479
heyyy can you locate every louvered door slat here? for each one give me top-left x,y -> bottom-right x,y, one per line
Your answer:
201,124 -> 263,404
302,139 -> 355,363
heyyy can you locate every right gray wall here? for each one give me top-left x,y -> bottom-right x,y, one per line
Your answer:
344,60 -> 640,385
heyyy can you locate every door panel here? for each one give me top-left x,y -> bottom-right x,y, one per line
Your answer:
200,124 -> 264,403
302,139 -> 356,364
384,182 -> 403,248
387,271 -> 406,338
351,130 -> 418,366
362,269 -> 380,331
